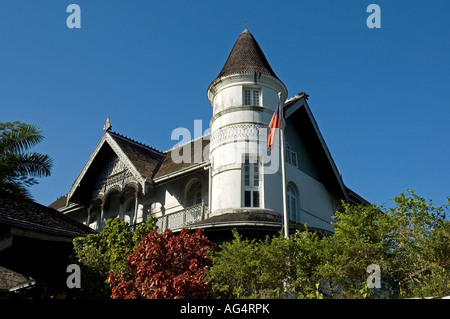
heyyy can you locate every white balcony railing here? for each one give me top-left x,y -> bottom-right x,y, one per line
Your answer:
155,203 -> 209,232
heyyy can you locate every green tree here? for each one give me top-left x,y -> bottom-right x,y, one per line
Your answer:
206,229 -> 322,299
0,121 -> 52,199
72,217 -> 157,298
316,203 -> 393,298
207,191 -> 449,299
206,230 -> 265,298
288,228 -> 325,299
386,191 -> 449,298
317,190 -> 449,298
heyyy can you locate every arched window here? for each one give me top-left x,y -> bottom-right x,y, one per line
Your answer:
104,191 -> 121,221
287,184 -> 298,221
123,201 -> 135,226
186,181 -> 202,207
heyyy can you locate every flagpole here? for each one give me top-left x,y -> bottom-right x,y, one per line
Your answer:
278,92 -> 289,239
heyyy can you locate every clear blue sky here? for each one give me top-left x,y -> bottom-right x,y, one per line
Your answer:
1,0 -> 449,208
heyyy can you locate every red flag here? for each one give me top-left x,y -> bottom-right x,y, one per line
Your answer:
267,101 -> 281,150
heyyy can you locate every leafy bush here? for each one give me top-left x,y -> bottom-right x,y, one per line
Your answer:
109,228 -> 216,299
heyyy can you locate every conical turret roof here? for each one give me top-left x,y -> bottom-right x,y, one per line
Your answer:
215,28 -> 279,80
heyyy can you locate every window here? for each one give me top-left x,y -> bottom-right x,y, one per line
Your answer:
286,144 -> 298,167
287,184 -> 298,221
243,157 -> 261,207
243,88 -> 260,106
124,201 -> 135,226
186,181 -> 202,207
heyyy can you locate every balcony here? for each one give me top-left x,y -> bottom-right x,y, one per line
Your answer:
155,203 -> 210,232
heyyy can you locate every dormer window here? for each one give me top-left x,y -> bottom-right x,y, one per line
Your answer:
243,88 -> 260,106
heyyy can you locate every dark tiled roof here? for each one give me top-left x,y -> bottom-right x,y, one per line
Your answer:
108,131 -> 166,179
190,211 -> 304,229
0,266 -> 34,291
50,133 -> 210,208
0,190 -> 95,238
189,211 -> 332,235
192,211 -> 285,225
154,135 -> 210,179
48,194 -> 68,210
213,29 -> 278,82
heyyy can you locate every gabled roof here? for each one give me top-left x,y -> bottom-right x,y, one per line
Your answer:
108,132 -> 165,180
62,131 -> 210,207
282,93 -> 369,205
66,131 -> 165,205
211,29 -> 279,85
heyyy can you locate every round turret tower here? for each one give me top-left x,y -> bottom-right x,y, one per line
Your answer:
207,29 -> 288,217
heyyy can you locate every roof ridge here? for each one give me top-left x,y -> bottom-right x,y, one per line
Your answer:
283,92 -> 310,109
285,92 -> 309,104
108,131 -> 165,155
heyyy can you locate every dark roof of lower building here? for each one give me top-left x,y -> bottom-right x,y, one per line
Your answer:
0,190 -> 95,239
0,266 -> 34,291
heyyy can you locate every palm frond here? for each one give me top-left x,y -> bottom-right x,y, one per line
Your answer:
0,121 -> 52,199
15,152 -> 53,177
0,121 -> 44,154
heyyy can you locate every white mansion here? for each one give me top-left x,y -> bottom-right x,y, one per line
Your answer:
50,29 -> 368,241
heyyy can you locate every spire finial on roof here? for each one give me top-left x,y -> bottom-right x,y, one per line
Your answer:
244,19 -> 248,30
103,115 -> 112,131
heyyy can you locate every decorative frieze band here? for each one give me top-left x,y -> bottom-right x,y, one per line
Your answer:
92,169 -> 136,200
210,123 -> 266,152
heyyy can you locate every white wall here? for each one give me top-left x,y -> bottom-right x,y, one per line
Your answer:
209,73 -> 287,216
286,166 -> 336,232
141,171 -> 209,219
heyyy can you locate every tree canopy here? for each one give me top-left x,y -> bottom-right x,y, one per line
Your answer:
72,190 -> 449,299
207,190 -> 449,299
72,217 -> 157,298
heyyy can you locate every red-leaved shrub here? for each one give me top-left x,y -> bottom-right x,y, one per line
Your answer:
109,228 -> 216,299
